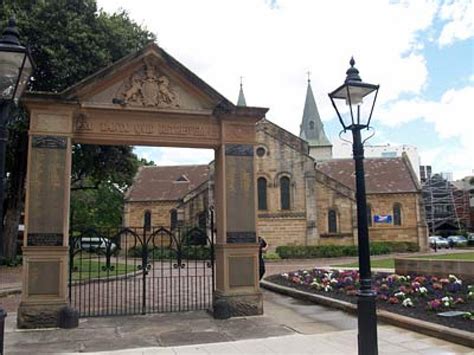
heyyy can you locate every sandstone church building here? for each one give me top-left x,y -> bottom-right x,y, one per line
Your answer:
124,80 -> 428,251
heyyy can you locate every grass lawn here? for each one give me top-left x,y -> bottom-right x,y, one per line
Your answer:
333,251 -> 474,269
71,259 -> 137,280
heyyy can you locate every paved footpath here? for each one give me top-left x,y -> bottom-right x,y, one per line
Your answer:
5,289 -> 473,354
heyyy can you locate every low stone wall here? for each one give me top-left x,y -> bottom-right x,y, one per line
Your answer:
395,257 -> 474,280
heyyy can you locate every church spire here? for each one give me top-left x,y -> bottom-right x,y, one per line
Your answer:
237,76 -> 247,106
299,76 -> 333,160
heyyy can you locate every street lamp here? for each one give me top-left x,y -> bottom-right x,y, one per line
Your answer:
0,17 -> 33,355
0,17 -> 33,258
328,58 -> 379,355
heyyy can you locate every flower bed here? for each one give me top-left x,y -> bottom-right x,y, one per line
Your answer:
267,269 -> 473,333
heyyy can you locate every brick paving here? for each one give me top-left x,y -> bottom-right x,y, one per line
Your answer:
4,289 -> 473,354
70,260 -> 213,316
1,249 -> 469,315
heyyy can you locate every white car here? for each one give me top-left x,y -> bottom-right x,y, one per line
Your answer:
446,235 -> 468,247
428,236 -> 449,249
77,237 -> 117,253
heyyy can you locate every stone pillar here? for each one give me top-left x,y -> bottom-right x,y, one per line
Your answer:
213,144 -> 262,317
18,112 -> 73,328
415,194 -> 429,252
304,166 -> 318,245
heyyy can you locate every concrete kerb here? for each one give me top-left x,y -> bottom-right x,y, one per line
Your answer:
260,279 -> 474,349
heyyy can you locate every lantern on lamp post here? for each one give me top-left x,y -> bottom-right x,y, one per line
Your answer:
328,58 -> 379,355
0,17 -> 33,258
0,17 -> 33,355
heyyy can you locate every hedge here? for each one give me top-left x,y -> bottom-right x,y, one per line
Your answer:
275,241 -> 419,259
127,245 -> 212,260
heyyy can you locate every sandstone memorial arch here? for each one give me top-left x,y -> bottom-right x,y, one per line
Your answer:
18,42 -> 267,328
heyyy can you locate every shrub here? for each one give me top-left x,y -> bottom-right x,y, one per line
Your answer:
0,255 -> 22,267
370,243 -> 392,255
275,243 -> 394,259
127,245 -> 211,260
382,241 -> 419,253
264,251 -> 281,260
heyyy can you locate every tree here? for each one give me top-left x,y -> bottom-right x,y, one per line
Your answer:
71,179 -> 125,229
0,0 -> 155,259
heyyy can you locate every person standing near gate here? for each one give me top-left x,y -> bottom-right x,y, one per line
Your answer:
258,236 -> 268,280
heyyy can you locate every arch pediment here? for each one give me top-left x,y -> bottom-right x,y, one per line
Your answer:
23,42 -> 268,148
60,42 -> 234,113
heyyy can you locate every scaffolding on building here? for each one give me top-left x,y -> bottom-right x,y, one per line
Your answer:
420,166 -> 470,234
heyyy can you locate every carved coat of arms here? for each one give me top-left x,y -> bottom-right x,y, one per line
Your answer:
119,59 -> 180,108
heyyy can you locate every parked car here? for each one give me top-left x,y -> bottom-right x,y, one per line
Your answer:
467,233 -> 474,246
76,236 -> 118,253
446,235 -> 468,247
428,236 -> 449,249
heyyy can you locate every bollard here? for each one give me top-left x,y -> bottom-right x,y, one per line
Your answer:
0,308 -> 6,355
213,298 -> 231,319
59,306 -> 79,329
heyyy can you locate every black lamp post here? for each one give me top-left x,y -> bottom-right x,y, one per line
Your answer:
0,17 -> 33,355
328,58 -> 379,355
0,17 -> 33,258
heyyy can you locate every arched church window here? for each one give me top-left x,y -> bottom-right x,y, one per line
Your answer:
309,121 -> 315,129
393,203 -> 402,226
170,209 -> 178,230
328,209 -> 337,233
144,210 -> 152,231
280,176 -> 291,210
257,177 -> 268,210
198,211 -> 207,229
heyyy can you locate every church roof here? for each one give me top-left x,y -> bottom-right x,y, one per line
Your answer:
237,83 -> 247,106
299,80 -> 332,147
125,164 -> 210,202
317,156 -> 419,194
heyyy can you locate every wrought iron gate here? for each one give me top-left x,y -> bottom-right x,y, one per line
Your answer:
68,224 -> 214,317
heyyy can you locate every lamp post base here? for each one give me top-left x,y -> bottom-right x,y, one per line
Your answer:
357,292 -> 378,355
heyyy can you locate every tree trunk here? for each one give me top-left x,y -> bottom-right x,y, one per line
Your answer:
3,127 -> 28,259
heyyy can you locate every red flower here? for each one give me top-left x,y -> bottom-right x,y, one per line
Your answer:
388,297 -> 399,304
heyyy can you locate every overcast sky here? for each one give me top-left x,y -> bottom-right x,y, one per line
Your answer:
98,0 -> 473,180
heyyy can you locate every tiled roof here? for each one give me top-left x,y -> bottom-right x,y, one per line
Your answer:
317,157 -> 419,194
125,165 -> 210,202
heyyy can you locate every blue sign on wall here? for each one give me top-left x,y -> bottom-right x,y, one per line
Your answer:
374,215 -> 392,224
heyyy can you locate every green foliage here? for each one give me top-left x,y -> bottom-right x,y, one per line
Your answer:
127,246 -> 212,260
1,1 -> 154,93
275,241 -> 418,259
386,241 -> 420,252
370,243 -> 392,255
263,251 -> 281,260
70,179 -> 124,228
0,1 -> 156,258
0,255 -> 22,267
72,145 -> 141,190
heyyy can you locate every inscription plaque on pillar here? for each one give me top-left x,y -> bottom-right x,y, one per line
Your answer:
225,144 -> 256,243
28,261 -> 60,296
229,256 -> 255,287
227,232 -> 256,243
27,135 -> 67,243
27,233 -> 63,246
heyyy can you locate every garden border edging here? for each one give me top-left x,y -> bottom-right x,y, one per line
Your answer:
260,279 -> 474,348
